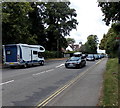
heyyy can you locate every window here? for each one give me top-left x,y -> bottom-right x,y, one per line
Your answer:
33,51 -> 38,55
6,50 -> 11,55
40,47 -> 44,50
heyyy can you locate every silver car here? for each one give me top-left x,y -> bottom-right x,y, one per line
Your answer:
86,54 -> 95,61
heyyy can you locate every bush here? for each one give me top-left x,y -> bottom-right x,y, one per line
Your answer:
44,51 -> 63,59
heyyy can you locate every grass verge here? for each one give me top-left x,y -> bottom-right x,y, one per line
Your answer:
99,58 -> 118,107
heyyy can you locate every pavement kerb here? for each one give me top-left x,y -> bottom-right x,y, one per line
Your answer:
45,58 -> 68,61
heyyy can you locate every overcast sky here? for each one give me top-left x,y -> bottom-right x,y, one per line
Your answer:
66,0 -> 110,45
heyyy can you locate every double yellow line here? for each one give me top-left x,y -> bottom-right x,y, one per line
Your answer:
36,59 -> 104,108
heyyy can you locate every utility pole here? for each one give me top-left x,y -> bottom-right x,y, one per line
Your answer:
119,36 -> 120,64
116,34 -> 120,64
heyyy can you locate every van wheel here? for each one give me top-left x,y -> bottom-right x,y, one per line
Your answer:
23,64 -> 28,68
40,61 -> 44,66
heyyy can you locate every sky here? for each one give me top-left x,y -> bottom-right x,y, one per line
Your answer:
66,0 -> 110,45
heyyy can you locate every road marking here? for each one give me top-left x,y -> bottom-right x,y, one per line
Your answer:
36,59 -> 104,108
33,69 -> 54,76
96,59 -> 102,65
56,64 -> 64,68
46,69 -> 54,72
33,71 -> 46,76
0,80 -> 14,86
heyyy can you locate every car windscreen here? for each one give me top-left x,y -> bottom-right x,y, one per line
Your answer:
87,55 -> 93,58
68,57 -> 81,61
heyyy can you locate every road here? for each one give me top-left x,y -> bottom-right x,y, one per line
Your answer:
2,58 -> 107,107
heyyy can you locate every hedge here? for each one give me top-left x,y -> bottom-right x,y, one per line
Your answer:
43,51 -> 64,59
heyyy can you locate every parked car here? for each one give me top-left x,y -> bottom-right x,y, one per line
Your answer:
65,56 -> 86,68
94,54 -> 99,60
73,52 -> 82,57
86,54 -> 95,61
82,54 -> 87,59
98,54 -> 102,59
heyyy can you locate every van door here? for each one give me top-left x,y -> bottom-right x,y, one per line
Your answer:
32,51 -> 38,61
5,45 -> 17,62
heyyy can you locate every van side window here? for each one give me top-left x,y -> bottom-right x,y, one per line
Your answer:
6,50 -> 11,55
33,51 -> 38,55
40,47 -> 44,50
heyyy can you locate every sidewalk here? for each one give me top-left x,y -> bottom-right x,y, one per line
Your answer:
47,58 -> 107,106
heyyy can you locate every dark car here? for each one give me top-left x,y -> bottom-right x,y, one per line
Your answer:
86,54 -> 95,61
65,56 -> 86,68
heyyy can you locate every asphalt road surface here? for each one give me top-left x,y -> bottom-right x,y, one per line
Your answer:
1,58 -> 107,107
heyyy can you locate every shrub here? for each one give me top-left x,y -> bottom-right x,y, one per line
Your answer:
43,51 -> 63,59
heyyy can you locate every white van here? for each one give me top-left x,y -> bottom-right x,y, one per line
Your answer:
3,44 -> 45,68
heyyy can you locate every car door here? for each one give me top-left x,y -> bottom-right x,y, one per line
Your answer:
81,56 -> 86,66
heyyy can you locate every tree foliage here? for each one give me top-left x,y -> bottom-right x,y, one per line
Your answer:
2,2 -> 34,44
43,2 -> 78,50
99,24 -> 119,57
98,2 -> 120,25
84,35 -> 98,54
98,2 -> 120,57
66,38 -> 75,45
2,2 -> 78,51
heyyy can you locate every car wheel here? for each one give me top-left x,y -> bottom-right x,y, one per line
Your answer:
84,63 -> 86,66
65,65 -> 68,68
40,61 -> 44,66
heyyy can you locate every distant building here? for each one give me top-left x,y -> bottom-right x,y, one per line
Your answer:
65,44 -> 81,52
66,45 -> 73,51
97,49 -> 105,54
73,44 -> 80,51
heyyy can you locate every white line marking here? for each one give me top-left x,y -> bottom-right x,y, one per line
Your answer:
56,64 -> 64,68
46,69 -> 54,72
33,69 -> 54,76
0,80 -> 14,86
96,59 -> 102,65
33,71 -> 46,76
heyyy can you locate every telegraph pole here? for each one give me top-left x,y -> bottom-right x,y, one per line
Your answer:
117,21 -> 120,64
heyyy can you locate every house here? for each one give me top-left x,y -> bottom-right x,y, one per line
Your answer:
66,45 -> 73,51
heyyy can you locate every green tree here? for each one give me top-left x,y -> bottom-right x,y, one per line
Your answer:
98,2 -> 120,26
99,25 -> 119,57
66,38 -> 75,45
28,2 -> 47,47
98,2 -> 120,57
99,34 -> 106,50
79,44 -> 86,53
85,35 -> 98,54
2,2 -> 78,54
44,2 -> 78,51
2,2 -> 34,44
